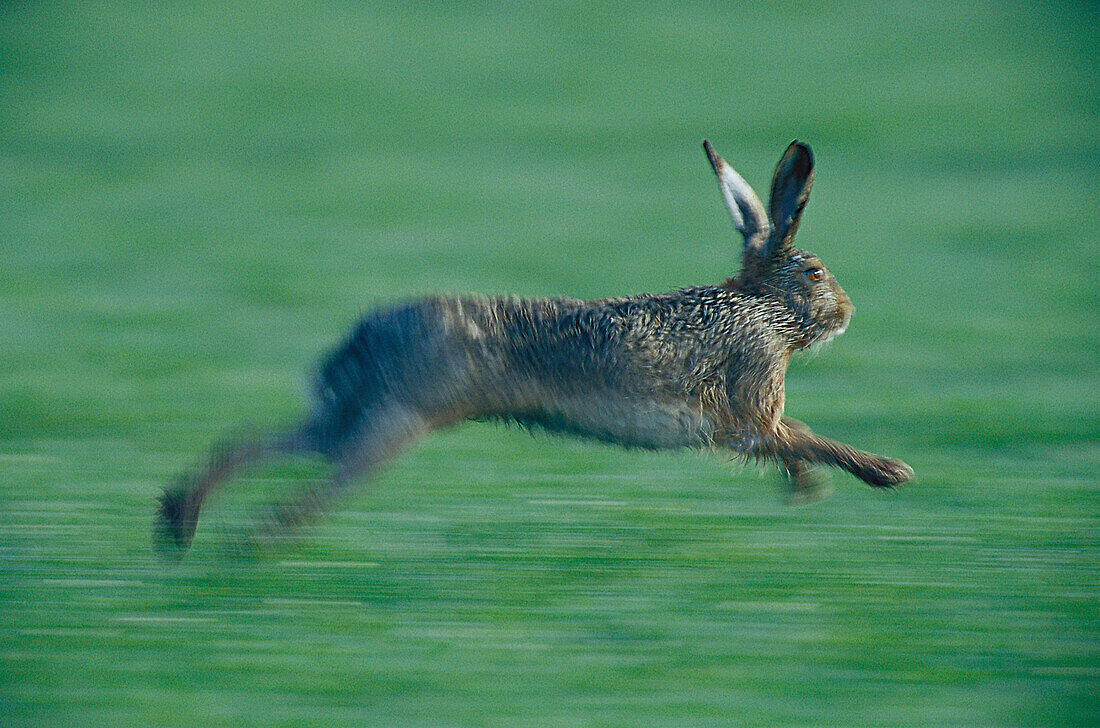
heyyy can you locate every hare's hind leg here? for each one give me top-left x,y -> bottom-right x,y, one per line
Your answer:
154,428 -> 311,558
775,418 -> 913,488
243,404 -> 430,548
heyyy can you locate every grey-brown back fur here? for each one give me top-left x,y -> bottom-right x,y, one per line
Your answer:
155,140 -> 913,558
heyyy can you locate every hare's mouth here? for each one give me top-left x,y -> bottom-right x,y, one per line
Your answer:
827,320 -> 849,341
815,315 -> 850,347
802,320 -> 848,357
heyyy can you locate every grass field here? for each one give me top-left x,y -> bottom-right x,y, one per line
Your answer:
2,1 -> 1098,725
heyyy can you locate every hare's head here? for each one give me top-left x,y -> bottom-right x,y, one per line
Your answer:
703,140 -> 854,349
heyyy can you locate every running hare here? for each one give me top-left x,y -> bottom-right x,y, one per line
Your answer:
155,140 -> 913,557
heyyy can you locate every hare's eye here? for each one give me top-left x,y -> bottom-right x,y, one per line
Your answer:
805,268 -> 824,283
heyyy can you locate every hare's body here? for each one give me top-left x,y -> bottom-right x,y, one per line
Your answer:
309,288 -> 798,456
156,140 -> 912,557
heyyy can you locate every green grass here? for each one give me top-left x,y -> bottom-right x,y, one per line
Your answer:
1,1 -> 1098,725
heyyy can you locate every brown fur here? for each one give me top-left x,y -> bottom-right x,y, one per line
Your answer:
154,140 -> 913,558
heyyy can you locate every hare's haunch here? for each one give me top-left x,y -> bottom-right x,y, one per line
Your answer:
155,140 -> 913,557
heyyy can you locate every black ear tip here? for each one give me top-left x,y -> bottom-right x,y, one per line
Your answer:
702,139 -> 721,172
785,140 -> 814,168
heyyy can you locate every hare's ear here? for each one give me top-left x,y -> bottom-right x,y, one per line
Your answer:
703,140 -> 771,254
767,141 -> 814,248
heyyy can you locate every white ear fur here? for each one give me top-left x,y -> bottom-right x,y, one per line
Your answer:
703,140 -> 771,254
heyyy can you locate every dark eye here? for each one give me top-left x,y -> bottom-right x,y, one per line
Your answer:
805,267 -> 824,283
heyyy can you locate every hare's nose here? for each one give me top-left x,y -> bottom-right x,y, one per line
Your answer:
837,292 -> 855,319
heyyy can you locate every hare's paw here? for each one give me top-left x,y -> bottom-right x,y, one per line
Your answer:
783,460 -> 833,505
787,475 -> 833,505
153,490 -> 189,559
865,457 -> 914,488
152,487 -> 201,559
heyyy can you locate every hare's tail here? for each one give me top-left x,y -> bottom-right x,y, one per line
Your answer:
153,428 -> 310,559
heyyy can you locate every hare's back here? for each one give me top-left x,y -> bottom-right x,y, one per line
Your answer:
473,295 -> 723,449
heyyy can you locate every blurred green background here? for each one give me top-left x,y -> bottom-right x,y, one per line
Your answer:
1,1 -> 1097,725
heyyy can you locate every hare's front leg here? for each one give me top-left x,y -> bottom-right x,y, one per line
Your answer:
775,418 -> 913,488
777,418 -> 831,503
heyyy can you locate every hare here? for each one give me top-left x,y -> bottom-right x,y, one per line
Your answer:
154,140 -> 913,557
